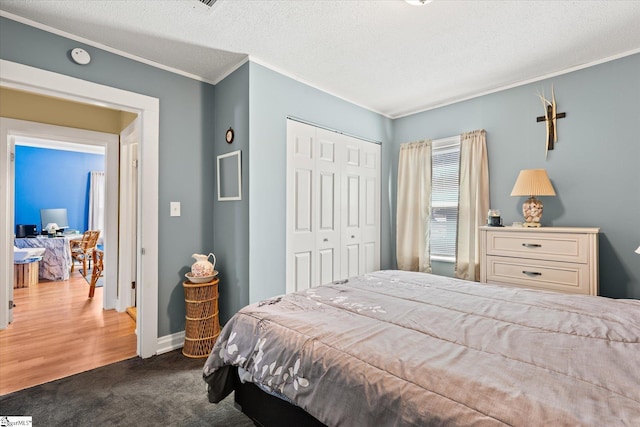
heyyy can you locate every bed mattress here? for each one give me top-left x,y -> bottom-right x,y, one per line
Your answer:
203,270 -> 640,426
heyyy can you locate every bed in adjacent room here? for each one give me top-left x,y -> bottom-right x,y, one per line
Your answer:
203,270 -> 640,426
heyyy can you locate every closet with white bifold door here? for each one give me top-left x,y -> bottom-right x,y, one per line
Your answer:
286,119 -> 381,294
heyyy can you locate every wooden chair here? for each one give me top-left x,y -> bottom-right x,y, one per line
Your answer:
70,230 -> 100,276
89,249 -> 104,298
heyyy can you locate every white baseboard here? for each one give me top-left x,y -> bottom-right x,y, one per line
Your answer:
156,330 -> 185,355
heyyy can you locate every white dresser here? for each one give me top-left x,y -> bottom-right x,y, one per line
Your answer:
480,226 -> 599,295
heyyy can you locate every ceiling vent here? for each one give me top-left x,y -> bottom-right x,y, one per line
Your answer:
191,0 -> 218,13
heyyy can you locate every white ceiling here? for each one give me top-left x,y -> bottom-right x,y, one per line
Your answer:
1,0 -> 640,118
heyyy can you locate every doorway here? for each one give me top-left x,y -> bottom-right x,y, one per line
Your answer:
0,59 -> 159,358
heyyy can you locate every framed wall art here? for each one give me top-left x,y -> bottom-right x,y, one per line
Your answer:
217,150 -> 242,201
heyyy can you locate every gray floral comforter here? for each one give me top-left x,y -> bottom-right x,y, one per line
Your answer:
203,270 -> 640,426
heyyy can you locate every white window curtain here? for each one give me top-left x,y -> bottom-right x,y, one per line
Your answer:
455,130 -> 489,281
88,171 -> 105,233
396,140 -> 432,272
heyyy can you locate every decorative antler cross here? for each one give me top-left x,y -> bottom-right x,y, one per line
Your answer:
536,85 -> 566,159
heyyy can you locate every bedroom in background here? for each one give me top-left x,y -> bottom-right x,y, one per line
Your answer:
0,58 -> 161,393
0,115 -> 137,395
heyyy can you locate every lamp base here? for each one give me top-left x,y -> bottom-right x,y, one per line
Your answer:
522,222 -> 541,228
522,196 -> 544,226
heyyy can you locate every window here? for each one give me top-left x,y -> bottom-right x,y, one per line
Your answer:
430,136 -> 460,261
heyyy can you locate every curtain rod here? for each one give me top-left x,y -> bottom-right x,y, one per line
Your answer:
286,116 -> 382,145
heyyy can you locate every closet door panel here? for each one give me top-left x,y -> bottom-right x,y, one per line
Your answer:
287,121 -> 316,293
345,244 -> 360,278
341,140 -> 362,279
315,130 -> 341,285
294,169 -> 312,232
346,175 -> 360,228
363,242 -> 376,274
294,252 -> 312,291
359,143 -> 380,274
318,248 -> 336,286
287,119 -> 379,293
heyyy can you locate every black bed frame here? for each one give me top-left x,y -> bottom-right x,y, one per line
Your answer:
233,370 -> 327,427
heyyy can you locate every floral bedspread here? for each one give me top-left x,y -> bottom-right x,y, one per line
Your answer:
14,236 -> 72,281
203,270 -> 640,426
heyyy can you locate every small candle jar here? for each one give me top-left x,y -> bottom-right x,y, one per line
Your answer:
487,209 -> 502,226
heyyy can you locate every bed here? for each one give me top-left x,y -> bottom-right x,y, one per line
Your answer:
203,270 -> 640,426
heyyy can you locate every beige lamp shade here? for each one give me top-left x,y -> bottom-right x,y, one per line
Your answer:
510,169 -> 556,197
635,246 -> 640,255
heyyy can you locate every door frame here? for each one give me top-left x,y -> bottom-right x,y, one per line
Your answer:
117,120 -> 138,312
5,120 -> 118,311
0,59 -> 159,358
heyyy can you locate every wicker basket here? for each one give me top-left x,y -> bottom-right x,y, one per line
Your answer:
185,297 -> 217,319
183,279 -> 217,301
185,315 -> 219,338
183,333 -> 220,359
182,278 -> 221,358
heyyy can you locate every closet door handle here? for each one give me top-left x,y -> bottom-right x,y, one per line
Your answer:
522,271 -> 542,277
323,238 -> 328,242
522,243 -> 542,248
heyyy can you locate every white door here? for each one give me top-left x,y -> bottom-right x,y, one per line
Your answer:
118,121 -> 139,313
341,139 -> 380,279
359,143 -> 381,275
315,129 -> 341,287
341,142 -> 362,279
286,120 -> 380,293
286,121 -> 316,292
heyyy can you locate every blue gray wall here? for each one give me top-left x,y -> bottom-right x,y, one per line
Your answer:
14,146 -> 104,233
3,15 -> 637,342
212,62 -> 250,323
1,17 -> 216,336
212,61 -> 395,320
394,54 -> 640,298
247,62 -> 394,303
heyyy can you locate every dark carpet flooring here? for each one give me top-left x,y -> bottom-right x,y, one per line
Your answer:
0,350 -> 254,427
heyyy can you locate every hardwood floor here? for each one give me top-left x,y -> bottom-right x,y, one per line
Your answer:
0,271 -> 137,395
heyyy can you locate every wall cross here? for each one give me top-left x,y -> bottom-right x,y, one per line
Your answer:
536,86 -> 566,157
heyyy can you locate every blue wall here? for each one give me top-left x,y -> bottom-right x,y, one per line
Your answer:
3,14 -> 638,341
14,146 -> 104,233
212,62 -> 394,322
394,54 -> 640,299
212,62 -> 250,324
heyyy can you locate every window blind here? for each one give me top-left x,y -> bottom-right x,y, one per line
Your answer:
430,140 -> 460,259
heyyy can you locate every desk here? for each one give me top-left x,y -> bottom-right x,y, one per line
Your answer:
14,236 -> 73,281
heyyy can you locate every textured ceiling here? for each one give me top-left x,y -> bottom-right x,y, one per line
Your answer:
1,0 -> 640,118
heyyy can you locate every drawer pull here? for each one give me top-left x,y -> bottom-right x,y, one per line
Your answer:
522,271 -> 542,277
522,243 -> 542,248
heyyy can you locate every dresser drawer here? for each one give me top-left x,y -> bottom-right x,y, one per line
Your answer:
485,231 -> 589,263
485,255 -> 591,295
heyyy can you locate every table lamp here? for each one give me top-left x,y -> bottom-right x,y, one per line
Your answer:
510,169 -> 556,227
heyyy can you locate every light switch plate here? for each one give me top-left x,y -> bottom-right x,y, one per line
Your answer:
170,202 -> 181,217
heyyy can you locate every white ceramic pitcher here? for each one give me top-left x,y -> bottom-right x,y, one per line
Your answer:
190,253 -> 216,277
